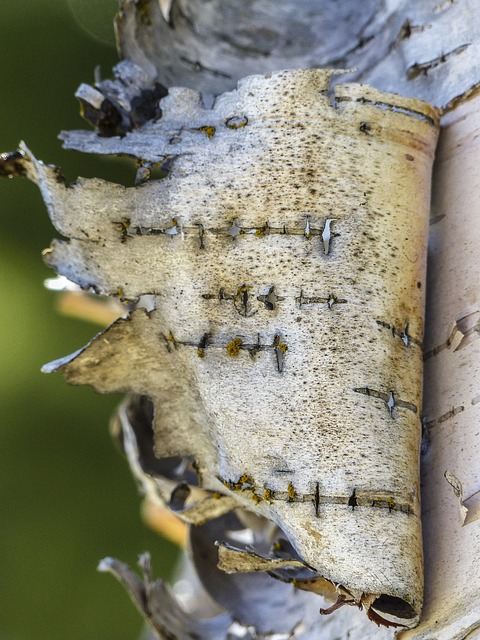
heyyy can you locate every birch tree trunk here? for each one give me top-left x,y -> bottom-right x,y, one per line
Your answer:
2,1 -> 480,639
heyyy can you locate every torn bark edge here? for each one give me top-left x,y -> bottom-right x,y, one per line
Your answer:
215,542 -> 417,629
111,395 -> 239,526
444,470 -> 480,526
40,315 -> 423,629
97,551 -> 410,639
4,67 -> 438,632
97,553 -> 233,638
0,145 -> 59,183
441,81 -> 480,116
76,60 -> 168,137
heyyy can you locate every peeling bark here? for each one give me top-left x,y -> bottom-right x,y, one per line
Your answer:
3,0 -> 480,638
112,0 -> 480,111
4,68 -> 438,634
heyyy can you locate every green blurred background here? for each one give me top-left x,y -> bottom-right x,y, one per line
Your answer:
0,1 -> 178,638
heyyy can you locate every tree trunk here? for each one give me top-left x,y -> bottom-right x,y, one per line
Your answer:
2,1 -> 480,638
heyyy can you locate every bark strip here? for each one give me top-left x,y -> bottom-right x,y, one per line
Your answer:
6,69 -> 439,630
400,92 -> 480,640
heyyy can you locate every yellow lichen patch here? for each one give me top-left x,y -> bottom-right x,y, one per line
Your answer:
388,497 -> 396,511
251,493 -> 262,504
226,337 -> 243,356
287,482 -> 296,502
221,473 -> 255,493
272,335 -> 288,354
117,218 -> 131,242
196,125 -> 216,138
236,284 -> 252,295
197,348 -> 205,358
213,492 -> 222,500
235,473 -> 254,489
263,487 -> 274,502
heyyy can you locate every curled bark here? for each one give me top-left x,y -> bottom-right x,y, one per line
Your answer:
2,68 -> 438,635
4,1 -> 480,637
112,0 -> 480,110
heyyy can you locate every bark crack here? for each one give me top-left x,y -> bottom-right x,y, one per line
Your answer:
334,96 -> 437,126
376,320 -> 422,348
407,44 -> 471,81
161,331 -> 288,372
423,404 -> 465,430
424,311 -> 480,360
125,216 -> 339,254
201,285 -> 346,314
352,387 -> 418,415
217,475 -> 414,515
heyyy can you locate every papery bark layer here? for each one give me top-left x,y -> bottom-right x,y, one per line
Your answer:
18,69 -> 440,628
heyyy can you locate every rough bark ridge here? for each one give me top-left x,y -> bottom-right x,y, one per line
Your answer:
1,1 -> 480,638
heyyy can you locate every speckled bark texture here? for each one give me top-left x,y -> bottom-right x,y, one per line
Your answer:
10,69 -> 438,633
5,1 -> 480,637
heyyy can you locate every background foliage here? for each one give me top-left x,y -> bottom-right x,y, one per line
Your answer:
0,1 -> 178,638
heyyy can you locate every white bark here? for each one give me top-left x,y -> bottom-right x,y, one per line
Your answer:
115,0 -> 480,111
400,92 -> 480,640
2,0 -> 480,638
11,68 -> 438,635
116,0 -> 396,93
